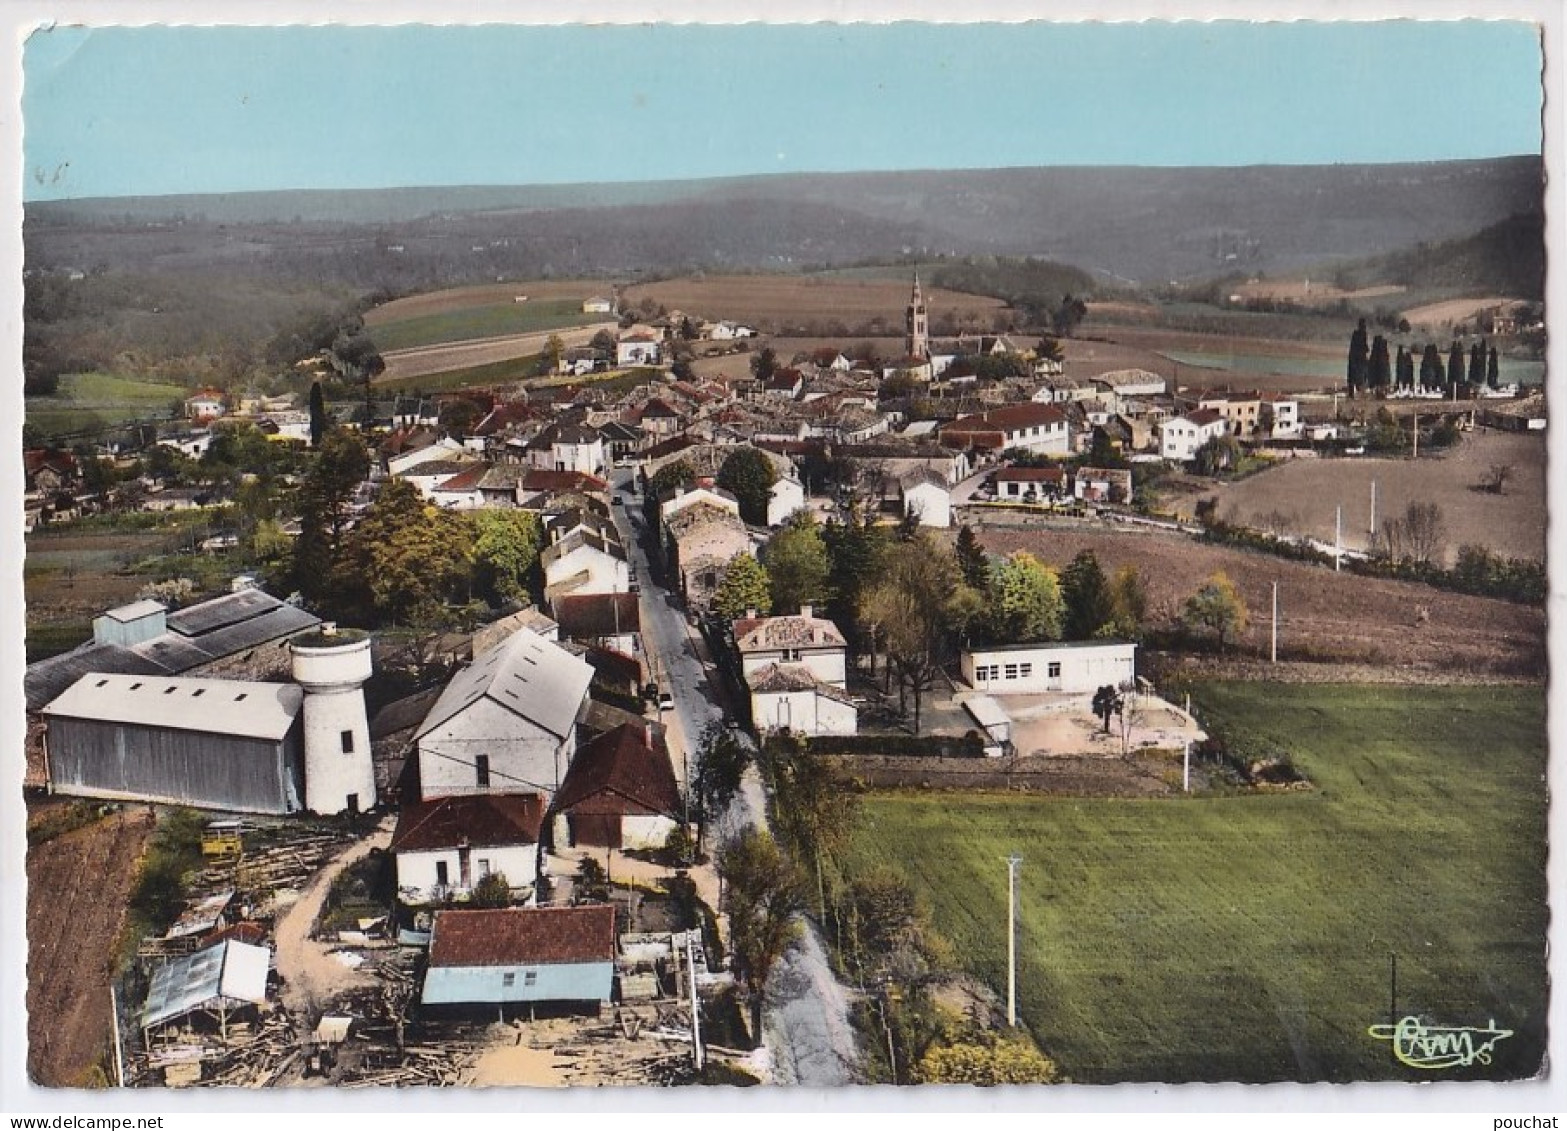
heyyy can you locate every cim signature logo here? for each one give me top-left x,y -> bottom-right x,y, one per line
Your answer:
1368,1015 -> 1514,1070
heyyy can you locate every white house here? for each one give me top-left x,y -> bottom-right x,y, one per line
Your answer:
941,403 -> 1071,456
660,484 -> 741,530
581,296 -> 614,314
961,640 -> 1137,695
899,467 -> 952,528
157,431 -> 214,460
387,436 -> 470,477
767,473 -> 808,528
616,327 -> 662,367
993,466 -> 1067,501
708,321 -> 755,340
1094,369 -> 1167,398
391,794 -> 545,906
527,424 -> 607,477
748,664 -> 858,736
1158,409 -> 1229,462
732,607 -> 848,687
414,628 -> 594,804
185,390 -> 226,421
421,906 -> 616,1010
542,530 -> 630,601
1262,395 -> 1302,440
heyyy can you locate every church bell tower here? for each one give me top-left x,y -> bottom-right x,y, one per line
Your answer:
905,271 -> 929,360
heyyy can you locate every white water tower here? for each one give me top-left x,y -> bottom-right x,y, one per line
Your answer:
290,625 -> 376,816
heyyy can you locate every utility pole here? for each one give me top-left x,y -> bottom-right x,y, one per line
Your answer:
1412,413 -> 1419,459
109,983 -> 125,1087
1334,505 -> 1342,573
687,930 -> 705,1072
1183,740 -> 1191,793
1369,480 -> 1377,539
1270,581 -> 1278,664
1005,854 -> 1023,1027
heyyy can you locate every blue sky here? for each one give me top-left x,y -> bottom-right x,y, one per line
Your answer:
22,20 -> 1545,200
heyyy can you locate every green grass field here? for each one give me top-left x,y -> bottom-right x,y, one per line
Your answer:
366,298 -> 597,353
848,683 -> 1548,1083
25,371 -> 187,439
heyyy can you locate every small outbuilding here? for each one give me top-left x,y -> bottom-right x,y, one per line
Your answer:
549,723 -> 683,850
961,640 -> 1137,695
141,940 -> 272,1043
391,793 -> 546,906
421,905 -> 616,1012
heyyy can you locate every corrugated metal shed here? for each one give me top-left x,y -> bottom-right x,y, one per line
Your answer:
26,589 -> 320,710
141,940 -> 272,1030
42,673 -> 302,740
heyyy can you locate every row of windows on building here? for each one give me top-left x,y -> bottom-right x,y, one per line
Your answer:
974,660 -> 1062,681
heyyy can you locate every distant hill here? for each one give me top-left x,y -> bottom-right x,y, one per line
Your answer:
1332,212 -> 1545,301
26,157 -> 1542,290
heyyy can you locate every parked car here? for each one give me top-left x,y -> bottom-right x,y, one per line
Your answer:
658,691 -> 675,712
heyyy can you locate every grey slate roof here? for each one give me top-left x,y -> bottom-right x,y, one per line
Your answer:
26,589 -> 320,711
414,627 -> 593,744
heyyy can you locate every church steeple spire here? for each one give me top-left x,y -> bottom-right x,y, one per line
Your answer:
905,269 -> 929,359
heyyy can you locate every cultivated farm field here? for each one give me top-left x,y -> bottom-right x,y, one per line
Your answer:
27,805 -> 157,1086
973,524 -> 1544,676
25,371 -> 187,440
1183,432 -> 1547,565
620,276 -> 1008,334
848,683 -> 1548,1083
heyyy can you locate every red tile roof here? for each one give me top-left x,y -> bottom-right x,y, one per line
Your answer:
429,905 -> 616,968
552,593 -> 641,640
995,466 -> 1065,483
435,464 -> 490,492
390,794 -> 545,854
519,469 -> 609,493
551,723 -> 682,820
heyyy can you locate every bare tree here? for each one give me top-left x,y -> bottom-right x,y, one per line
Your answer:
1483,463 -> 1514,495
1380,501 -> 1446,567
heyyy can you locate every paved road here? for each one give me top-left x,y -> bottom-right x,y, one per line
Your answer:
609,475 -> 858,1085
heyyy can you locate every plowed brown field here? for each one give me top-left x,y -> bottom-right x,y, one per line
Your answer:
26,806 -> 155,1086
975,524 -> 1545,676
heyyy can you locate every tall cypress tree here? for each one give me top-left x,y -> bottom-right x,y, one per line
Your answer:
1470,340 -> 1487,386
1488,346 -> 1501,389
1447,341 -> 1466,390
1347,319 -> 1370,395
1419,344 -> 1443,390
309,380 -> 326,448
1369,335 -> 1392,393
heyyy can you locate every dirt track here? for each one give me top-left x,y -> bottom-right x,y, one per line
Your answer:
272,818 -> 393,1027
26,806 -> 156,1087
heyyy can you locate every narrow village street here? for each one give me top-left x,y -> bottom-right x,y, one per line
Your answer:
612,471 -> 860,1086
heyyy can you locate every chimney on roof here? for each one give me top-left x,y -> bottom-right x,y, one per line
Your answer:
746,607 -> 757,620
800,604 -> 813,619
644,721 -> 654,747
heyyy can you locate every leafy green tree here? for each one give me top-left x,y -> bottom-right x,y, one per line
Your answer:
717,447 -> 778,526
917,1034 -> 1062,1085
438,397 -> 484,435
762,513 -> 832,614
768,739 -> 859,917
1347,318 -> 1369,394
860,532 -> 981,733
1060,550 -> 1113,640
467,509 -> 543,607
543,333 -> 566,373
1193,434 -> 1241,476
342,478 -> 474,626
986,551 -> 1064,644
694,721 -> 752,851
718,828 -> 807,1035
749,346 -> 779,383
712,554 -> 773,623
955,524 -> 990,592
822,511 -> 891,657
1104,564 -> 1148,639
471,871 -> 512,908
292,427 -> 369,610
1181,571 -> 1250,650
